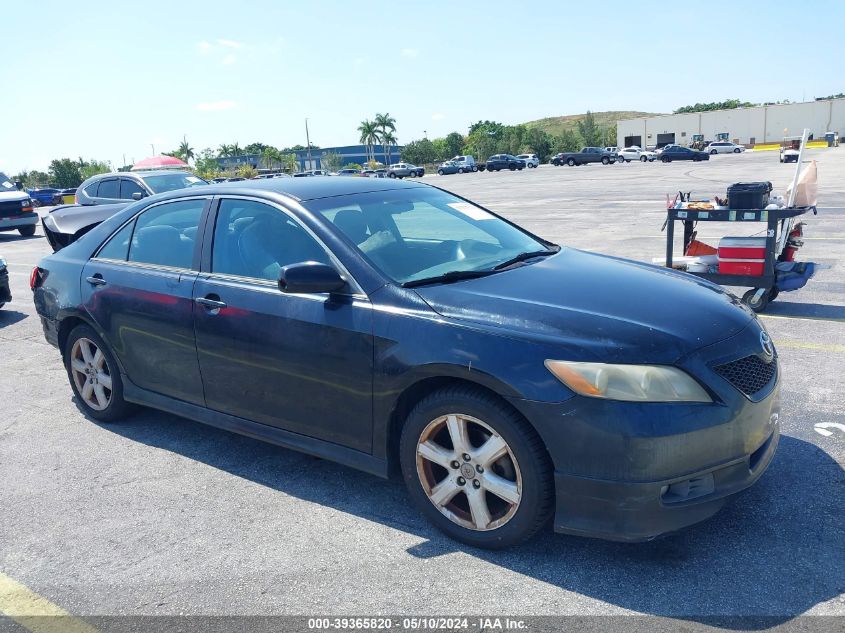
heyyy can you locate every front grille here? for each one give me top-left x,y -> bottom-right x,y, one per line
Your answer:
0,201 -> 22,217
714,355 -> 777,397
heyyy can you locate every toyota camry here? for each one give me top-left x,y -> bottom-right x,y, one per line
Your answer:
31,177 -> 780,548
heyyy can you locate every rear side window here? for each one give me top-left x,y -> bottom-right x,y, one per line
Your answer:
83,182 -> 99,197
97,220 -> 135,261
119,179 -> 146,199
127,199 -> 205,269
97,179 -> 119,198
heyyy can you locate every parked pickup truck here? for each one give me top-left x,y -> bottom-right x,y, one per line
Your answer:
556,147 -> 619,166
0,173 -> 38,237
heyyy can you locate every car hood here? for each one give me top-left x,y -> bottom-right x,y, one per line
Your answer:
413,249 -> 754,364
44,202 -> 129,235
0,191 -> 29,202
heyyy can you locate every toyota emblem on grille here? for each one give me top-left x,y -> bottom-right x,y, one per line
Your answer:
760,331 -> 775,359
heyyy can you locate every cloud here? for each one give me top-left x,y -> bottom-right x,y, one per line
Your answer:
196,100 -> 238,112
222,54 -> 237,66
431,113 -> 445,121
400,48 -> 419,58
216,38 -> 243,49
196,41 -> 212,54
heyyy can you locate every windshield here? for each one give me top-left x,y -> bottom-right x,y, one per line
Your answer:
306,188 -> 554,285
0,173 -> 16,191
142,172 -> 206,193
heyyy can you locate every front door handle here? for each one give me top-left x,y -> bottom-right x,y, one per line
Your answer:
86,275 -> 107,286
196,296 -> 227,310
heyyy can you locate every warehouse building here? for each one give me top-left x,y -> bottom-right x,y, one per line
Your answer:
617,98 -> 845,149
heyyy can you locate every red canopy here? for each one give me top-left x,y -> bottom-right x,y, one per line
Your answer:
131,155 -> 188,171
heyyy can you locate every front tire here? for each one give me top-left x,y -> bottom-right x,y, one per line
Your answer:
734,147 -> 741,153
601,157 -> 610,165
710,149 -> 717,155
64,324 -> 132,422
400,386 -> 553,549
567,158 -> 576,166
388,172 -> 396,178
437,169 -> 444,175
662,156 -> 671,163
640,155 -> 648,162
18,224 -> 36,237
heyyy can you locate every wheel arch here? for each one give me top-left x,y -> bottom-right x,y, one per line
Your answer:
384,375 -> 542,477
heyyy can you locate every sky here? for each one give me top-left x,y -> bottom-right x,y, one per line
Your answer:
2,0 -> 843,173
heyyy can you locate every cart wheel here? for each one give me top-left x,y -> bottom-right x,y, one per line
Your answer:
742,288 -> 770,312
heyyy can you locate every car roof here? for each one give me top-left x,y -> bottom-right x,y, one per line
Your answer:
189,174 -> 429,202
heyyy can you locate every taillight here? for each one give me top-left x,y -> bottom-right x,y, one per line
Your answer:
74,194 -> 79,205
30,267 -> 43,291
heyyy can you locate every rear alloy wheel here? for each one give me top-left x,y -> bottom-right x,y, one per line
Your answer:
458,167 -> 464,174
640,155 -> 648,162
710,149 -> 717,155
567,158 -> 576,166
400,387 -> 553,548
64,324 -> 131,422
388,172 -> 397,178
601,157 -> 610,165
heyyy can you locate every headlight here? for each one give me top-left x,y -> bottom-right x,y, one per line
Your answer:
21,199 -> 31,207
544,360 -> 712,403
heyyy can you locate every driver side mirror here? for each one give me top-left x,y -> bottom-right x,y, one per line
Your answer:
278,262 -> 346,294
132,192 -> 146,200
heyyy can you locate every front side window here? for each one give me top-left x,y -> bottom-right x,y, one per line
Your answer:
211,199 -> 330,281
127,199 -> 205,269
97,179 -> 119,198
308,188 -> 552,285
119,179 -> 146,199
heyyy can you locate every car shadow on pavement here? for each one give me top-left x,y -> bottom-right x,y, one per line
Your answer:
765,301 -> 845,321
0,233 -> 40,243
0,309 -> 27,328
102,412 -> 843,629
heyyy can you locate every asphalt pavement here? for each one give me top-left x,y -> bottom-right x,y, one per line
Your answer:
0,149 -> 843,630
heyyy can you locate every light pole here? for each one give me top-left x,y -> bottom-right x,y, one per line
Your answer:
305,118 -> 313,171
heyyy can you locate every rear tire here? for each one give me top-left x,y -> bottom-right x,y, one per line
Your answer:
19,224 -> 36,237
63,324 -> 133,423
734,147 -> 741,153
437,169 -> 444,175
601,157 -> 609,165
640,155 -> 648,162
662,156 -> 671,163
399,385 -> 554,549
388,172 -> 396,178
567,158 -> 576,166
710,149 -> 717,155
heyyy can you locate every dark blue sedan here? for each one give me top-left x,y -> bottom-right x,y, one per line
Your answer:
31,177 -> 779,548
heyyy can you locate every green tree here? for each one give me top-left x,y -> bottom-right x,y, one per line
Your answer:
79,160 -> 111,181
444,132 -> 464,157
401,138 -> 436,165
468,120 -> 505,138
342,163 -> 363,171
604,125 -> 617,147
673,99 -> 756,114
431,138 -> 449,161
374,112 -> 397,165
553,130 -> 581,153
357,119 -> 381,163
244,142 -> 272,155
321,152 -> 342,172
381,130 -> 398,166
217,144 -> 233,158
524,128 -> 553,161
230,143 -> 242,156
48,158 -> 83,188
235,164 -> 257,179
179,139 -> 195,163
576,111 -> 602,147
261,147 -> 284,171
283,153 -> 299,174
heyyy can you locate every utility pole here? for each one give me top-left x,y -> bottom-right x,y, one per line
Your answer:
305,118 -> 313,171
150,144 -> 155,156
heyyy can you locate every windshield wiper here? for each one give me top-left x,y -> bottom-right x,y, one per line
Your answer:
402,269 -> 497,288
492,247 -> 559,271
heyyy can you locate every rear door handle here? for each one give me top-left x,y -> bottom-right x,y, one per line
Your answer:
86,275 -> 107,286
195,296 -> 227,310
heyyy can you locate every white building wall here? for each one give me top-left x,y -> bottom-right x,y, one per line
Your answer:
617,98 -> 845,147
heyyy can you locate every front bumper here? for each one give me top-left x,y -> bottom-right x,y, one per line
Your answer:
0,268 -> 10,304
507,320 -> 781,541
0,212 -> 38,231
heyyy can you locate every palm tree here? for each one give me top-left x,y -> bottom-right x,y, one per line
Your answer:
381,130 -> 398,167
217,144 -> 232,158
357,119 -> 381,163
231,142 -> 242,157
263,147 -> 283,172
374,113 -> 396,165
179,139 -> 195,163
284,153 -> 299,174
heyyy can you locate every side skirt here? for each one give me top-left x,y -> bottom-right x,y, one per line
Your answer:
122,380 -> 389,478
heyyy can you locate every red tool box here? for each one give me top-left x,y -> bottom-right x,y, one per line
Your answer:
718,237 -> 767,276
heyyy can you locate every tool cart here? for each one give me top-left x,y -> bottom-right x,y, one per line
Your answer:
664,204 -> 815,311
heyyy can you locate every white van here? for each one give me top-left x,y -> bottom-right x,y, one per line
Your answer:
0,172 -> 38,237
450,155 -> 477,172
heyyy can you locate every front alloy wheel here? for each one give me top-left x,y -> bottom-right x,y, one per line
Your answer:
400,387 -> 553,548
416,414 -> 522,531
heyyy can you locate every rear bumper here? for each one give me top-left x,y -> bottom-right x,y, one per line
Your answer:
0,212 -> 38,231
